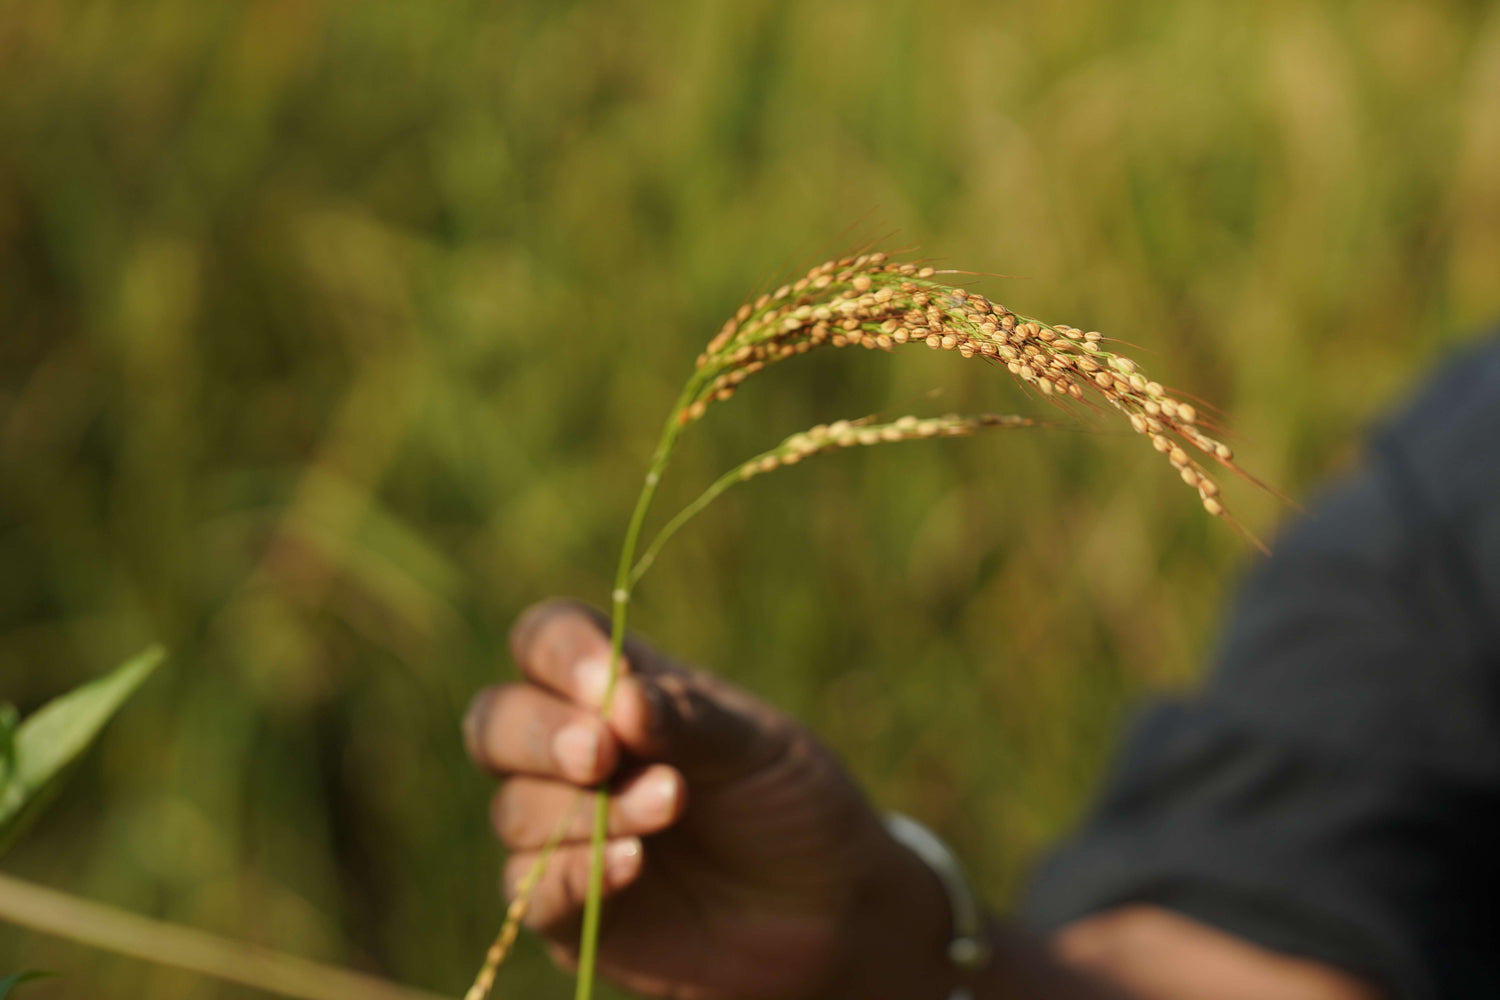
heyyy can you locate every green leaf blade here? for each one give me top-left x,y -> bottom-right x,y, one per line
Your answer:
0,646 -> 165,855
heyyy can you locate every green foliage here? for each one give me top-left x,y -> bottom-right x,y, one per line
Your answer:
0,648 -> 164,857
2,1 -> 1498,997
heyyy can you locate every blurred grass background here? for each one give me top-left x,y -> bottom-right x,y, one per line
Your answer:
2,0 -> 1499,996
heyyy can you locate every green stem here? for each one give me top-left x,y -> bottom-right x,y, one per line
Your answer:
629,464 -> 747,589
0,873 -> 445,1000
466,794 -> 586,1000
629,414 -> 1036,589
574,377 -> 702,1000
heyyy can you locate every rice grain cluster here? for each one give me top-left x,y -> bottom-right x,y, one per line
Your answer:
686,252 -> 1243,525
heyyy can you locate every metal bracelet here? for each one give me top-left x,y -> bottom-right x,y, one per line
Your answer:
883,812 -> 991,1000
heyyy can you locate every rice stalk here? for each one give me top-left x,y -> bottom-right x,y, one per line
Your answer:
464,794 -> 584,1000
628,412 -> 1039,588
468,251 -> 1270,1000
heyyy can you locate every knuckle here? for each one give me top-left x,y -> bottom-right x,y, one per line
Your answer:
654,673 -> 692,718
481,686 -> 526,736
463,687 -> 499,761
486,682 -> 529,713
490,784 -> 536,847
470,684 -> 550,771
510,599 -> 596,663
652,674 -> 696,734
509,599 -> 574,668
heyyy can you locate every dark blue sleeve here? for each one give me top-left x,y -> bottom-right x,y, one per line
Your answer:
1019,334 -> 1500,1000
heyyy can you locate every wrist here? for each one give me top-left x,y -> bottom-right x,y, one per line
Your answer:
818,819 -> 985,1000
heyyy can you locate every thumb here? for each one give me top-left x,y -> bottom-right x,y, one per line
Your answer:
618,663 -> 793,786
576,615 -> 791,787
551,601 -> 794,785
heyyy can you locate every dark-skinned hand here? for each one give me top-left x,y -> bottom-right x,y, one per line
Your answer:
463,600 -> 953,1000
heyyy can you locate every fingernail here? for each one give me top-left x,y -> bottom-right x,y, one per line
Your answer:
606,837 -> 642,883
629,770 -> 678,824
552,724 -> 601,782
574,656 -> 612,708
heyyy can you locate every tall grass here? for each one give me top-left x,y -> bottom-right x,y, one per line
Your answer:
2,2 -> 1499,996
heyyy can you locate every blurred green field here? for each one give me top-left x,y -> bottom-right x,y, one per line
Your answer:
2,1 -> 1499,997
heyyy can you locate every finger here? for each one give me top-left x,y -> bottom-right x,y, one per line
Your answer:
509,600 -> 788,786
463,684 -> 618,784
509,598 -> 691,703
491,766 -> 686,850
509,600 -> 628,708
612,669 -> 791,785
503,837 -> 645,934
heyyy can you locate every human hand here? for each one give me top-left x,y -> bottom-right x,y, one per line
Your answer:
463,600 -> 955,1000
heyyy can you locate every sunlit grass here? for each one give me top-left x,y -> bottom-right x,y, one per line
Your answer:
1,1 -> 1498,995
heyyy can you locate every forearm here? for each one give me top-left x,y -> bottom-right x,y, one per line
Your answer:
823,831 -> 1134,1000
824,833 -> 1379,1000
